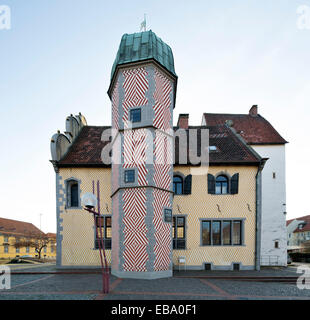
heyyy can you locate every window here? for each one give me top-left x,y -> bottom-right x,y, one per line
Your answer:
201,219 -> 243,246
275,241 -> 279,249
124,170 -> 135,183
164,209 -> 172,222
208,173 -> 239,195
212,221 -> 221,245
16,247 -> 20,253
66,179 -> 79,208
215,175 -> 228,194
95,216 -> 112,250
233,221 -> 242,245
4,236 -> 8,243
173,176 -> 183,195
172,216 -> 186,249
202,221 -> 211,245
173,174 -> 192,195
26,247 -> 30,253
223,221 -> 232,245
4,245 -> 8,253
130,108 -> 141,123
44,246 -> 47,253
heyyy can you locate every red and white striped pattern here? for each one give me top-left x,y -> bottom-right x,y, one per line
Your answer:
153,130 -> 172,191
122,188 -> 148,272
112,80 -> 120,131
123,129 -> 148,186
153,189 -> 171,271
153,68 -> 172,131
122,68 -> 148,125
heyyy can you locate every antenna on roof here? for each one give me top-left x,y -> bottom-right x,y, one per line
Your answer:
140,14 -> 146,32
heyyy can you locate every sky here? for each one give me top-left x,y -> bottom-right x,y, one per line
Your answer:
0,0 -> 309,233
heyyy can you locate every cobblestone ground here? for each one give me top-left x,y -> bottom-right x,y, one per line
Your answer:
0,264 -> 310,300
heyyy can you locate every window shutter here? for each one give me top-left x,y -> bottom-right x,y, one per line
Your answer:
231,173 -> 239,194
207,174 -> 215,194
184,175 -> 192,194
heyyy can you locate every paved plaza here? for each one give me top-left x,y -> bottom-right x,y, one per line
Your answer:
0,263 -> 310,300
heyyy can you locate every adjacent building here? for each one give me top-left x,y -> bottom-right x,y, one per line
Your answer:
0,217 -> 56,260
287,215 -> 310,251
202,107 -> 288,266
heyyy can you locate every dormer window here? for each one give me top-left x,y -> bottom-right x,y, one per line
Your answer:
298,223 -> 305,230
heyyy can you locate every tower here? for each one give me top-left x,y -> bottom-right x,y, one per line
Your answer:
108,30 -> 177,279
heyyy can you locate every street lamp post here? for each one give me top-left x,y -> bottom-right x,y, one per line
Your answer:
81,192 -> 109,293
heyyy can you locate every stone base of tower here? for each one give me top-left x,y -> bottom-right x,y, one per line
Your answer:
111,269 -> 172,280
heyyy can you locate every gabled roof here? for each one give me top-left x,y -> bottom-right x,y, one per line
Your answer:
57,124 -> 262,167
203,112 -> 288,145
0,217 -> 44,237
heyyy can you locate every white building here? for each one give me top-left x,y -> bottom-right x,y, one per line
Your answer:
202,105 -> 288,266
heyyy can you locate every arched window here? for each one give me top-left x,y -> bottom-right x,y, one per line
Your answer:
215,175 -> 228,194
173,176 -> 183,195
70,183 -> 79,207
66,179 -> 79,208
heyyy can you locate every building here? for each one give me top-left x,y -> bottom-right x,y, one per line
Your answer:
287,215 -> 310,251
202,107 -> 288,266
0,217 -> 56,260
50,30 -> 272,278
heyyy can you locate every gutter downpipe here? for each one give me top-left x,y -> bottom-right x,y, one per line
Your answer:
255,158 -> 267,271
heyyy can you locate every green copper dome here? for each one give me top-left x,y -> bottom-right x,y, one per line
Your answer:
110,30 -> 177,81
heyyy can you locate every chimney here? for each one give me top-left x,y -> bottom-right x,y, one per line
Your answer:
177,114 -> 189,129
249,105 -> 258,116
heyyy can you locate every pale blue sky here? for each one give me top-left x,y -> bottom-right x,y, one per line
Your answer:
0,0 -> 309,232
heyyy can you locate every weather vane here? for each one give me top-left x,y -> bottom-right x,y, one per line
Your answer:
140,14 -> 146,32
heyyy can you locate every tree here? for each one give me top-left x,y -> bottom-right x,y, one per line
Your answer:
14,232 -> 51,259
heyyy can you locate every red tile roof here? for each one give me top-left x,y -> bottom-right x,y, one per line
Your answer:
0,217 -> 44,237
203,113 -> 288,145
46,233 -> 56,239
288,215 -> 310,233
57,124 -> 262,167
59,126 -> 111,166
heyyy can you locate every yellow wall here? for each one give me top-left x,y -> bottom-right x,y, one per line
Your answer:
58,168 -> 112,267
58,165 -> 258,268
172,166 -> 257,268
0,234 -> 56,260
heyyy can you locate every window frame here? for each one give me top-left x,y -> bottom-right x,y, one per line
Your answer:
124,169 -> 135,183
95,215 -> 112,250
173,175 -> 183,195
215,175 -> 229,195
65,178 -> 81,209
201,219 -> 244,246
130,108 -> 141,123
172,215 -> 186,250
